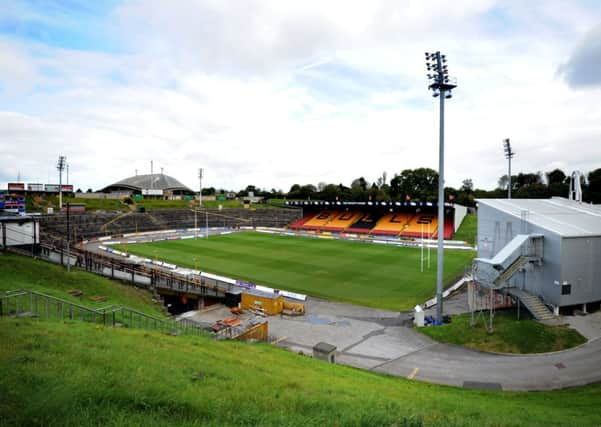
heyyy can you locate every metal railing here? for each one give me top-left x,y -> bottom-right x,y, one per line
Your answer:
0,290 -> 205,337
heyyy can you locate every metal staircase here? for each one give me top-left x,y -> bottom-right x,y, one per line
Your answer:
474,234 -> 543,289
493,256 -> 529,287
507,288 -> 554,320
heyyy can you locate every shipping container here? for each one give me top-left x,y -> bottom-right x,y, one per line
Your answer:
240,290 -> 284,315
45,184 -> 60,192
61,185 -> 74,192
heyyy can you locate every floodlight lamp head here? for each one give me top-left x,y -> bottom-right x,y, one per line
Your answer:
445,91 -> 452,99
57,155 -> 66,171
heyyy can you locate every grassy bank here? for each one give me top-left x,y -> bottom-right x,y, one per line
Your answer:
452,214 -> 477,246
2,318 -> 601,426
418,312 -> 587,353
114,232 -> 475,311
0,253 -> 165,318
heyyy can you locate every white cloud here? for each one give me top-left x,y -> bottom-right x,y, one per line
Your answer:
1,1 -> 601,194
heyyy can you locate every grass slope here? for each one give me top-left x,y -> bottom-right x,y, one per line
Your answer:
0,253 -> 165,318
115,232 -> 475,311
452,214 -> 477,246
418,312 -> 587,353
2,318 -> 601,427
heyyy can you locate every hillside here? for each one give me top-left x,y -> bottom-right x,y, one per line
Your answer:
0,252 -> 165,317
1,253 -> 601,426
2,318 -> 601,427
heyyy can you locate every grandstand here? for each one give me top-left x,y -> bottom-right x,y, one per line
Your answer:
38,208 -> 301,242
286,201 -> 462,239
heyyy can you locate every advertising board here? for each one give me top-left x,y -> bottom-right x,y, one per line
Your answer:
7,183 -> 25,191
27,183 -> 44,191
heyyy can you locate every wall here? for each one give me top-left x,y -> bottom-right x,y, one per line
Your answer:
1,221 -> 39,246
453,204 -> 468,232
75,192 -> 130,199
477,203 -> 562,305
560,236 -> 601,306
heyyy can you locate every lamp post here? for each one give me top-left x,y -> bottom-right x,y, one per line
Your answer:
57,155 -> 66,209
198,168 -> 203,208
503,139 -> 514,199
425,51 -> 457,323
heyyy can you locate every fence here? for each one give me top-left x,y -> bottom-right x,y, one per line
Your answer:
33,244 -> 231,299
0,289 -> 204,337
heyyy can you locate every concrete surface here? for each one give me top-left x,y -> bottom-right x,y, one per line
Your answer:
185,295 -> 601,391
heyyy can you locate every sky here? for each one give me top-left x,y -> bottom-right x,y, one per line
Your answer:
1,1 -> 601,193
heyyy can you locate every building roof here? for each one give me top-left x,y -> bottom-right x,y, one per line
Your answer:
477,198 -> 601,238
100,174 -> 194,194
0,212 -> 37,222
243,288 -> 284,300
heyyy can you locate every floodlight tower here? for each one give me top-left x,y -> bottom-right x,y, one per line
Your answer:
198,168 -> 204,208
425,51 -> 457,323
57,155 -> 67,209
503,139 -> 515,199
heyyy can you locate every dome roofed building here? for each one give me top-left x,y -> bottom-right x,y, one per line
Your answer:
99,173 -> 195,198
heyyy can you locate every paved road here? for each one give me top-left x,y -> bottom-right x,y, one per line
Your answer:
187,296 -> 601,391
372,336 -> 601,391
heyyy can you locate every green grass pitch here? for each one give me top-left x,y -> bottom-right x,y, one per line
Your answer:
115,232 -> 475,311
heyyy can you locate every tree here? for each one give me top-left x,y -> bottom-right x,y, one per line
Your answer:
298,184 -> 316,199
86,188 -> 93,193
351,177 -> 369,191
460,179 -> 474,194
321,184 -> 341,200
586,168 -> 601,203
201,187 -> 216,196
546,169 -> 566,185
514,183 -> 549,199
497,174 -> 517,191
390,168 -> 438,201
516,172 -> 542,188
546,169 -> 568,197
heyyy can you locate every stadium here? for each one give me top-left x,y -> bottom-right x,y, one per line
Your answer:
3,170 -> 601,425
3,5 -> 601,423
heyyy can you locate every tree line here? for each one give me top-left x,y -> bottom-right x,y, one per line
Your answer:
277,167 -> 601,206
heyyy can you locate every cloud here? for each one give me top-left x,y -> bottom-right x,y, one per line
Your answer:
559,24 -> 601,87
114,0 -> 495,76
1,1 -> 601,195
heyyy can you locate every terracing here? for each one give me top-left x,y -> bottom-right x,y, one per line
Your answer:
38,208 -> 302,241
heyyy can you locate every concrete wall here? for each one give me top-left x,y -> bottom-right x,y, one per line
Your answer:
74,192 -> 130,199
560,236 -> 601,306
453,204 -> 468,232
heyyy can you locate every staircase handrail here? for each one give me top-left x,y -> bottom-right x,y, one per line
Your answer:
0,289 -> 203,336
